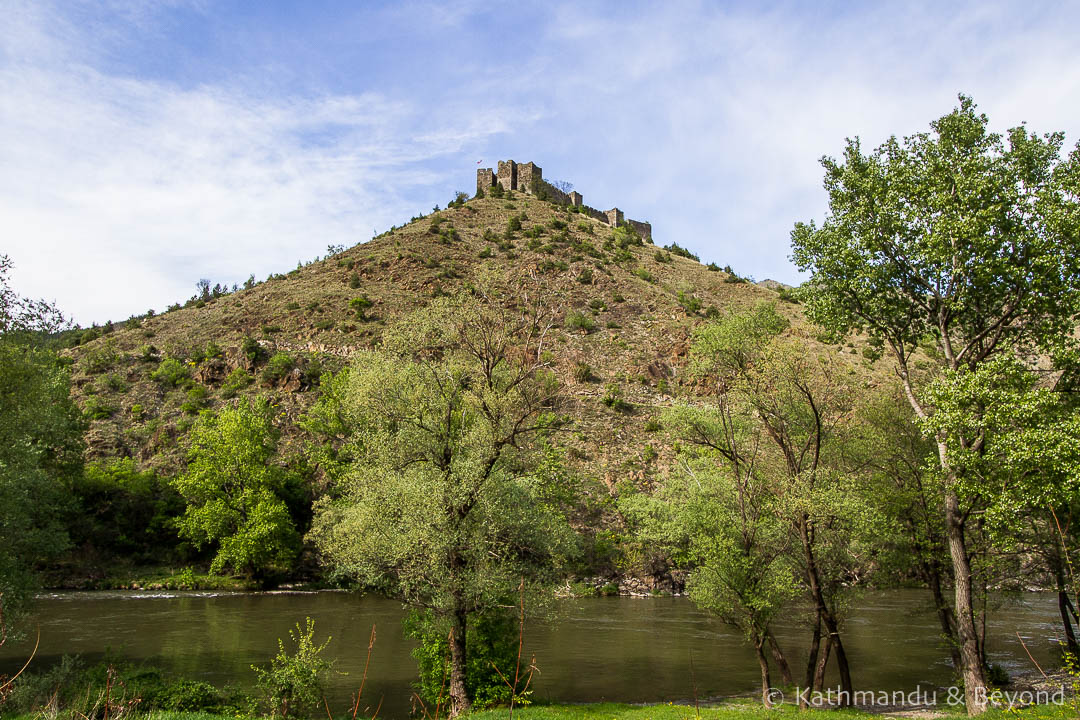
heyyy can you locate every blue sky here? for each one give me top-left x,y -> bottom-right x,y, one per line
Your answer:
3,1 -> 1080,325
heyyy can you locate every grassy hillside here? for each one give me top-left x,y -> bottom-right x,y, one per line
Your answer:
63,189 -> 882,581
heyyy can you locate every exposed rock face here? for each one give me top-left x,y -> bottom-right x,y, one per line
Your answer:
194,358 -> 227,385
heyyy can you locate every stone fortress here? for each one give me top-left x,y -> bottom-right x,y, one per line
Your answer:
477,160 -> 652,241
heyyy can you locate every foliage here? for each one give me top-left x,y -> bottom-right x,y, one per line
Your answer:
242,336 -> 266,364
262,352 -> 297,386
220,368 -> 253,399
309,288 -> 577,715
664,242 -> 699,262
0,263 -> 82,629
565,310 -> 596,334
151,357 -> 193,388
180,385 -> 210,414
69,458 -> 185,562
601,383 -> 630,412
172,397 -> 300,578
791,94 -> 1080,712
5,656 -> 255,717
251,617 -> 333,718
405,609 -> 525,710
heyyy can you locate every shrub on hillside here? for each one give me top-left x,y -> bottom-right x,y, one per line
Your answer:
262,352 -> 297,386
221,368 -> 254,399
242,336 -> 267,364
151,358 -> 192,388
565,311 -> 596,334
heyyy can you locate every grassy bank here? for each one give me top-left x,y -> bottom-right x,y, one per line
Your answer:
3,702 -> 1076,720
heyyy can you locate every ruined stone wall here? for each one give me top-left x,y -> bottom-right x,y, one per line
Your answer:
581,205 -> 610,224
476,168 -> 495,194
497,160 -> 517,191
534,179 -> 573,205
477,159 -> 651,238
627,219 -> 652,240
516,162 -> 540,192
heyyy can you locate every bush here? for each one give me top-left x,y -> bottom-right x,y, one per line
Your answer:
221,368 -> 254,399
405,609 -> 523,710
82,341 -> 120,374
633,267 -> 655,283
507,215 -> 522,232
676,290 -> 703,314
242,336 -> 266,364
577,267 -> 594,285
138,344 -> 160,362
589,298 -> 606,312
102,373 -> 127,393
573,362 -> 594,383
151,358 -> 192,388
252,618 -> 334,719
478,247 -> 494,259
262,352 -> 297,386
707,262 -> 720,271
654,250 -> 672,263
644,418 -> 661,432
601,383 -> 631,412
181,385 -> 209,415
349,295 -> 374,321
204,341 -> 223,359
83,394 -> 116,419
664,242 -> 699,261
565,311 -> 596,334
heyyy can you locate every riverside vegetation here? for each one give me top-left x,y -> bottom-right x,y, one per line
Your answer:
3,96 -> 1080,718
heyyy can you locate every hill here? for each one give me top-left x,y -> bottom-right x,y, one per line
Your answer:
62,183 -> 876,584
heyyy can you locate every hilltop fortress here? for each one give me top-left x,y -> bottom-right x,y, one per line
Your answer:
477,160 -> 652,240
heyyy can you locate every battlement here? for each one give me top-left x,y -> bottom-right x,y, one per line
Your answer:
476,159 -> 651,240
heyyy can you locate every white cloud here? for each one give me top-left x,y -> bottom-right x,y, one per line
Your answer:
3,0 -> 1079,324
0,4 -> 524,324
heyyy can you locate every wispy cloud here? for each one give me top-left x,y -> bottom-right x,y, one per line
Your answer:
3,1 -> 1079,323
0,2 -> 523,323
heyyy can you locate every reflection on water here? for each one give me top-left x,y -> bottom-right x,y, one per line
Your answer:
0,590 -> 1063,718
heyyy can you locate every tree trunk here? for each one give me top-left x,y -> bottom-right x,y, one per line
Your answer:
799,516 -> 852,705
448,608 -> 471,718
1058,567 -> 1079,656
754,635 -> 774,707
767,629 -> 793,685
926,558 -> 962,671
945,488 -> 988,714
803,612 -> 822,694
814,635 -> 832,692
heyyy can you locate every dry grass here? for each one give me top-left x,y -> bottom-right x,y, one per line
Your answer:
65,192 -> 886,498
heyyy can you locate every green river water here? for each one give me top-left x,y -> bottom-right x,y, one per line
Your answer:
0,590 -> 1065,717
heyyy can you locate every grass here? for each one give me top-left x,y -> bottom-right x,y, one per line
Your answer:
2,701 -> 1073,720
60,190 -> 892,529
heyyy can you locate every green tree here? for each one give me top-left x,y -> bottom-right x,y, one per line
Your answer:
173,397 -> 300,580
672,302 -> 867,703
309,289 -> 577,717
791,95 -> 1080,713
0,256 -> 82,631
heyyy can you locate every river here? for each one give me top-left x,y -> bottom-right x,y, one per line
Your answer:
0,590 -> 1065,717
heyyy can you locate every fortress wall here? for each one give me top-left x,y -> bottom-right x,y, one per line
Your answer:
627,219 -> 652,240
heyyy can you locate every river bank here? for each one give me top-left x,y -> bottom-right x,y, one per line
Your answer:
1,701 -> 1074,720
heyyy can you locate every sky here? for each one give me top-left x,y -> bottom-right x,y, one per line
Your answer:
3,1 -> 1080,326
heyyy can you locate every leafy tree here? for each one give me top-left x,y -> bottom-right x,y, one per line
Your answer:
791,95 -> 1080,713
670,302 -> 867,703
309,289 -> 577,717
0,256 -> 82,630
625,452 -> 796,706
173,397 -> 300,580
